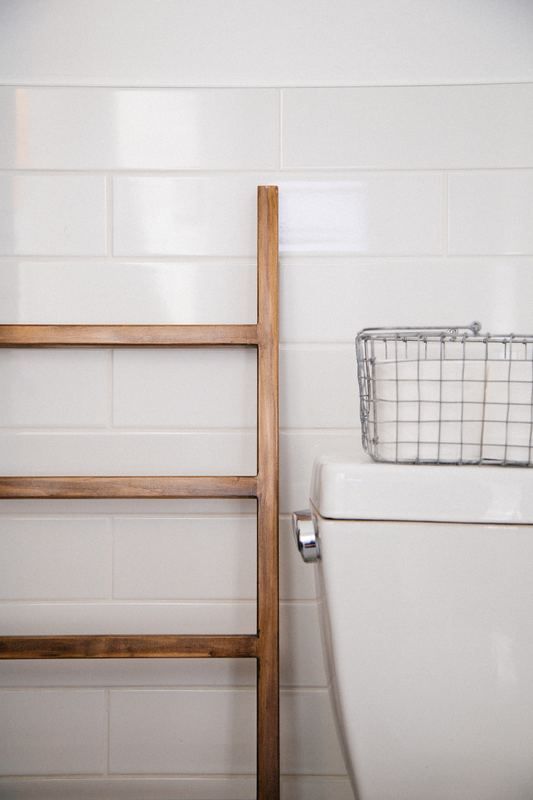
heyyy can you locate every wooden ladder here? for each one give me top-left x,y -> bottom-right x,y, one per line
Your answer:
0,185 -> 280,799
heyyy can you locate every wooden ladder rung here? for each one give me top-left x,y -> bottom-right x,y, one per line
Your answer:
0,475 -> 258,499
0,324 -> 259,347
0,634 -> 258,660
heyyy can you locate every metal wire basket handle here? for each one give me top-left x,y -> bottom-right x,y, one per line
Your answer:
357,321 -> 482,340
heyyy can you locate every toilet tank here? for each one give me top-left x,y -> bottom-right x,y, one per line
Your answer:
307,455 -> 533,800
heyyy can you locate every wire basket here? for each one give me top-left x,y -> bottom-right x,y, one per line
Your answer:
356,322 -> 533,466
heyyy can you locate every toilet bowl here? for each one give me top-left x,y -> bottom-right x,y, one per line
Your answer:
293,454 -> 533,800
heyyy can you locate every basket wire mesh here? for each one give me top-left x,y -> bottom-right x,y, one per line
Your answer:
356,322 -> 533,466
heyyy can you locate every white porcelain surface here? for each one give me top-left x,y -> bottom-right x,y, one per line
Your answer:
0,261 -> 257,324
0,518 -> 112,599
0,175 -> 106,255
449,171 -> 533,254
0,350 -> 111,426
113,516 -> 256,600
311,453 -> 533,524
283,85 -> 533,169
0,431 -> 256,475
0,690 -> 106,774
280,431 -> 360,513
0,87 -> 279,170
2,0 -> 532,86
316,516 -> 533,799
113,348 -> 256,428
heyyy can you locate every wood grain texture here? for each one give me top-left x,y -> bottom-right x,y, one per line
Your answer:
0,635 -> 258,659
256,185 -> 280,800
0,475 -> 257,499
0,324 -> 258,347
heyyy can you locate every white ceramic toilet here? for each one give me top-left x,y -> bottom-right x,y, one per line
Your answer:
293,454 -> 533,800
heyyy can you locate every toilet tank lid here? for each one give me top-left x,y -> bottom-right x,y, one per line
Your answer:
310,454 -> 533,525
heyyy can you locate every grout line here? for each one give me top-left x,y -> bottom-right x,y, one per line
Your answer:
0,252 -> 532,264
0,255 -> 255,264
2,167 -> 533,177
0,80 -> 531,89
0,515 -> 256,522
0,424 -> 358,432
0,600 -> 257,606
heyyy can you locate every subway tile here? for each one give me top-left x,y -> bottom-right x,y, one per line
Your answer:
0,602 -> 255,635
109,689 -> 256,773
113,348 -> 256,428
281,346 -> 357,428
281,690 -> 346,774
113,516 -> 256,600
278,176 -> 443,255
0,498 -> 255,516
0,260 -> 256,324
283,85 -> 533,169
114,175 -> 442,257
0,517 -> 112,600
0,689 -> 106,774
0,776 -> 353,800
280,431 -> 361,513
0,658 -> 256,689
0,431 -> 256,475
0,176 -> 106,256
0,605 -> 324,686
280,604 -> 326,687
281,777 -> 353,800
0,777 -> 256,800
280,258 -> 533,342
1,2 -> 532,87
0,87 -> 279,170
448,171 -> 533,255
4,257 -> 532,337
109,688 -> 344,775
0,429 -> 359,511
113,176 -> 260,256
0,350 -> 111,427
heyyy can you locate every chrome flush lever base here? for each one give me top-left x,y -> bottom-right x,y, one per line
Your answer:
292,510 -> 320,563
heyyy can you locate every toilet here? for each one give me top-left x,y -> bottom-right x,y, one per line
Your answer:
293,454 -> 533,800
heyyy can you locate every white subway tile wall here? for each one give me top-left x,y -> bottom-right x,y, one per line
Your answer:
1,3 -> 532,798
0,175 -> 107,256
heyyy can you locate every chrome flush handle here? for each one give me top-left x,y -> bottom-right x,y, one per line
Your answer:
292,510 -> 320,563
